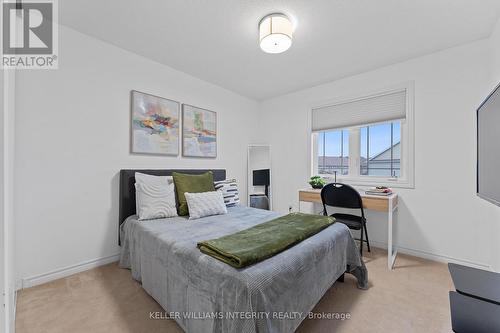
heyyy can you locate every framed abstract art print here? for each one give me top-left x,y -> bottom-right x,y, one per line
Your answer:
182,104 -> 217,158
131,90 -> 180,155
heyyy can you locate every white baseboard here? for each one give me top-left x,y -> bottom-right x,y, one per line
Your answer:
20,253 -> 120,289
369,240 -> 493,271
15,279 -> 23,291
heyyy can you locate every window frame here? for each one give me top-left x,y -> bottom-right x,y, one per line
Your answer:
309,82 -> 415,189
316,129 -> 349,176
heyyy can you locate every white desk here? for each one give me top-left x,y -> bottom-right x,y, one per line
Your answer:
298,188 -> 399,269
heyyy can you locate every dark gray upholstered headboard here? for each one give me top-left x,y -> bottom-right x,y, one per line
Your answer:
118,169 -> 226,245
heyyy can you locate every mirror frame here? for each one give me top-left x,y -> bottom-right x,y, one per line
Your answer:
247,144 -> 272,210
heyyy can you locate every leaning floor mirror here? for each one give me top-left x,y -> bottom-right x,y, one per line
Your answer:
247,145 -> 272,210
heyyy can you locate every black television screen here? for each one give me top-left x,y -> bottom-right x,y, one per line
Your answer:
477,82 -> 500,206
253,169 -> 270,186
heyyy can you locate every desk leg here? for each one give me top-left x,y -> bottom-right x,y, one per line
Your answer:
388,198 -> 398,270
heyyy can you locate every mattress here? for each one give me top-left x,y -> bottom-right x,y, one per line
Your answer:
119,205 -> 367,333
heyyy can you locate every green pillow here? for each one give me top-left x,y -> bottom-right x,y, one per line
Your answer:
172,171 -> 215,216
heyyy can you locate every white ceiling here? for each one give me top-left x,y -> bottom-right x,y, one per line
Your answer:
60,0 -> 500,100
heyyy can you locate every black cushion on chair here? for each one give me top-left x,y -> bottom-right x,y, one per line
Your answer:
330,213 -> 363,230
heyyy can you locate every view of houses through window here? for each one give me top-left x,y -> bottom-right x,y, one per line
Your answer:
360,122 -> 401,177
317,129 -> 349,175
317,121 -> 401,178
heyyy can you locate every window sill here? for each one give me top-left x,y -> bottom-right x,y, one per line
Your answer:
320,175 -> 415,189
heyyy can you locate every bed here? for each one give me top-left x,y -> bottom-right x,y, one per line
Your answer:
118,169 -> 367,333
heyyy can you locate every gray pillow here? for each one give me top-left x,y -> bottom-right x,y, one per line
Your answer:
135,173 -> 178,220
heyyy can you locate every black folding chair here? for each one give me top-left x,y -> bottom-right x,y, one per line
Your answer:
320,183 -> 371,255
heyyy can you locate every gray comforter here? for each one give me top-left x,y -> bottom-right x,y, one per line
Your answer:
120,206 -> 367,333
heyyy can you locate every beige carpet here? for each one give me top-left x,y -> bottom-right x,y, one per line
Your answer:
15,248 -> 454,333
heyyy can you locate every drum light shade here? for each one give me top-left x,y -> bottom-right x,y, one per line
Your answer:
259,13 -> 293,54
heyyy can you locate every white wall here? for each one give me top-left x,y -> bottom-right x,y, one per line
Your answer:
0,64 -> 4,333
488,17 -> 500,271
490,17 -> 500,86
260,39 -> 500,270
14,25 -> 260,285
2,68 -> 16,333
1,3 -> 17,329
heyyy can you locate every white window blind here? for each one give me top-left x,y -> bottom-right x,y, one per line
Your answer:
312,90 -> 407,132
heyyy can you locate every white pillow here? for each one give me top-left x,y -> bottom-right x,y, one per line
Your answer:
184,191 -> 228,220
135,173 -> 178,220
214,179 -> 240,207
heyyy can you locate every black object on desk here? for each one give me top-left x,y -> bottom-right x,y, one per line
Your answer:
253,169 -> 270,197
448,263 -> 500,332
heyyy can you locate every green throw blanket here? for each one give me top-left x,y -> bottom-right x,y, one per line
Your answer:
197,212 -> 335,268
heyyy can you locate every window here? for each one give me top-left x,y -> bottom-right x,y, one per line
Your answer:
317,129 -> 349,175
360,122 -> 401,177
311,85 -> 414,188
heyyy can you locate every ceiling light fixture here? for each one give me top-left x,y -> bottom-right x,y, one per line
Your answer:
259,13 -> 293,54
